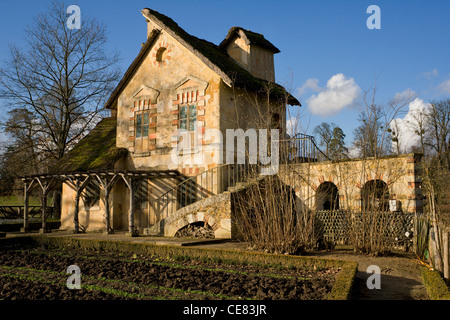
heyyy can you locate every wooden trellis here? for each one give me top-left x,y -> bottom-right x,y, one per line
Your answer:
21,170 -> 180,235
314,210 -> 415,246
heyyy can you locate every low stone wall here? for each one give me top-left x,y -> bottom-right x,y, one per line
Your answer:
144,192 -> 232,238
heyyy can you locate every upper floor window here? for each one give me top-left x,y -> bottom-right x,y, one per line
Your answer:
134,108 -> 157,153
136,111 -> 150,138
179,104 -> 197,131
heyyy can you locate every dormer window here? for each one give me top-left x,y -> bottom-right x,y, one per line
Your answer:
218,27 -> 279,82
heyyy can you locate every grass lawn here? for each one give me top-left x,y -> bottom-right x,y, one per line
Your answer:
0,195 -> 53,206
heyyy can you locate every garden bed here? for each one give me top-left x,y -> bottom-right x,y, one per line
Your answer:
0,236 -> 357,300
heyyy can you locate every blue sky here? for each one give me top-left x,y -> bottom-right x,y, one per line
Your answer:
0,0 -> 449,146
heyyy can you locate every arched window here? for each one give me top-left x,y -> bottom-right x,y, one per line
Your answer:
316,182 -> 339,211
361,179 -> 389,212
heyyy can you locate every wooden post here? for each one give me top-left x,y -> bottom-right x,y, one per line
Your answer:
104,188 -> 111,233
66,175 -> 91,234
74,192 -> 80,233
444,231 -> 449,282
119,173 -> 136,236
95,173 -> 119,235
41,191 -> 48,233
22,181 -> 29,232
35,177 -> 56,234
128,179 -> 135,236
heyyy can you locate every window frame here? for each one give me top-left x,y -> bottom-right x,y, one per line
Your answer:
179,104 -> 197,132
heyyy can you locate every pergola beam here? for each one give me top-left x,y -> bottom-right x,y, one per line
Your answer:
21,179 -> 36,232
20,169 -> 180,235
65,175 -> 91,234
119,173 -> 137,236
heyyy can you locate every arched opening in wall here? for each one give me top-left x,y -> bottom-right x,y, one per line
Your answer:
361,179 -> 390,212
315,182 -> 339,211
174,221 -> 215,239
155,47 -> 168,62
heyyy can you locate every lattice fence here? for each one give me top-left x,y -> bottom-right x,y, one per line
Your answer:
314,210 -> 415,247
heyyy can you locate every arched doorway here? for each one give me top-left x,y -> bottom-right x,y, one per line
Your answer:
361,179 -> 389,211
174,221 -> 215,239
316,182 -> 339,211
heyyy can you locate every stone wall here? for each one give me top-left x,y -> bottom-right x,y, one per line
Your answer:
60,182 -> 107,232
144,192 -> 233,238
277,153 -> 423,213
115,29 -> 222,176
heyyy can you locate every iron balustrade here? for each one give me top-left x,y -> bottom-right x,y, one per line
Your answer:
149,134 -> 329,227
150,163 -> 261,228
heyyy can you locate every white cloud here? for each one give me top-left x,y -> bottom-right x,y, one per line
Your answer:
390,98 -> 431,152
393,88 -> 416,103
438,79 -> 450,94
421,68 -> 439,79
347,145 -> 360,159
297,78 -> 320,96
306,74 -> 361,117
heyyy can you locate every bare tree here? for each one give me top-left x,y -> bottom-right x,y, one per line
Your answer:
426,99 -> 450,170
313,122 -> 335,158
353,86 -> 416,158
388,118 -> 403,155
0,0 -> 120,165
407,106 -> 428,155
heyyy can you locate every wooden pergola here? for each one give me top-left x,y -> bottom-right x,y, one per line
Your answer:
21,170 -> 181,235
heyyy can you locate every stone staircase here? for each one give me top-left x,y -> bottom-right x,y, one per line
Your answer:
143,135 -> 329,238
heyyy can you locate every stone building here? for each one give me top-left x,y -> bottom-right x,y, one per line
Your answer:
52,8 -> 298,237
27,8 -> 422,239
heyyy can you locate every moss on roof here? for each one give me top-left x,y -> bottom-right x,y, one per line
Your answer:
219,27 -> 281,53
144,8 -> 299,105
52,117 -> 127,173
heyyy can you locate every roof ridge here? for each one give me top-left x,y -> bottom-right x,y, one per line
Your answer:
219,26 -> 280,53
105,8 -> 299,108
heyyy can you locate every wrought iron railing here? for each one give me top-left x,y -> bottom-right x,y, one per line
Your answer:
149,134 -> 329,227
149,163 -> 260,228
279,133 -> 330,163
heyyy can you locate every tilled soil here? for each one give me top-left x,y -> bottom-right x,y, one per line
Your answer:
0,246 -> 339,300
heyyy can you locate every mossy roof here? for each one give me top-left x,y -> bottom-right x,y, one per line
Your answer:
219,27 -> 281,53
51,117 -> 127,174
105,8 -> 300,109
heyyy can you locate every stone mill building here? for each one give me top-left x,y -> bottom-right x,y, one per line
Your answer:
22,8 -> 423,239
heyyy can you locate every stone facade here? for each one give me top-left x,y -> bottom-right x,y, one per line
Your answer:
146,192 -> 232,238
60,8 -> 292,235
278,153 -> 423,214
59,8 -> 422,240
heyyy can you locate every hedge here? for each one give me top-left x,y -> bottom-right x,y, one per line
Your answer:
420,266 -> 450,300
